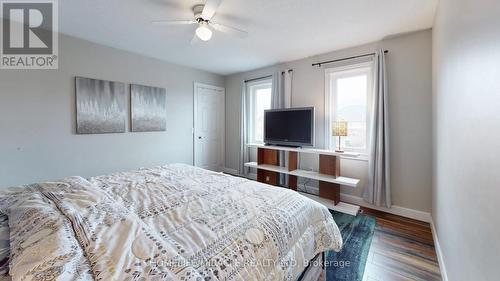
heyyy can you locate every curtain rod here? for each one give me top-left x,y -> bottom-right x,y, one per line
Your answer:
244,75 -> 272,83
244,69 -> 293,83
312,50 -> 389,67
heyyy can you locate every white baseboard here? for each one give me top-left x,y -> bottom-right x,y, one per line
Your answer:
222,167 -> 239,175
430,217 -> 449,281
340,193 -> 432,223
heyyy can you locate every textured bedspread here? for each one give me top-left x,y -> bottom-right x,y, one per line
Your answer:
0,164 -> 342,281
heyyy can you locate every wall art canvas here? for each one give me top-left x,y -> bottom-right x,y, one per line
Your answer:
76,77 -> 126,134
130,84 -> 167,132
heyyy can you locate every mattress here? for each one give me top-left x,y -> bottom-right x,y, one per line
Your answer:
0,164 -> 342,281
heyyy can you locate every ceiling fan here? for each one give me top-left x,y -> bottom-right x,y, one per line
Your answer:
152,0 -> 248,43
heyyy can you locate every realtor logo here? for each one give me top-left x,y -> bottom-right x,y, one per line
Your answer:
1,0 -> 58,69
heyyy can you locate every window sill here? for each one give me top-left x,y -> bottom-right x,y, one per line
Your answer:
340,152 -> 369,162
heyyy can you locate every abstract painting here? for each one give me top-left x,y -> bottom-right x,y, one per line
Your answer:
131,84 -> 167,132
75,77 -> 126,134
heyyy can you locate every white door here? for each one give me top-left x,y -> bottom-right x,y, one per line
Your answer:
194,83 -> 225,171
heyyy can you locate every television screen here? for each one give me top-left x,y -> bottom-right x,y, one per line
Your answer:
264,107 -> 314,147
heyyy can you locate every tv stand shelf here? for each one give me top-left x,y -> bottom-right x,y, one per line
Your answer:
246,143 -> 360,157
245,143 -> 362,212
244,162 -> 360,187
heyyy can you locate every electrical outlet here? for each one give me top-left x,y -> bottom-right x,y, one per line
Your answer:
266,176 -> 270,182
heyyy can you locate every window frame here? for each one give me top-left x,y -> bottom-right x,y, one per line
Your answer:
324,61 -> 374,155
246,78 -> 273,144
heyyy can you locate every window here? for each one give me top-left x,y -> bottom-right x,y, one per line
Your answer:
325,62 -> 373,153
247,79 -> 272,144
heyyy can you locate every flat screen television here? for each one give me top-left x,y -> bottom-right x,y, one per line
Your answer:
264,107 -> 314,147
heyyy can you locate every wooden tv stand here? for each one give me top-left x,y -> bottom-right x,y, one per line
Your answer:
244,144 -> 361,214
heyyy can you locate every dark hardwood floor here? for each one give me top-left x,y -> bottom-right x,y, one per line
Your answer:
360,208 -> 442,281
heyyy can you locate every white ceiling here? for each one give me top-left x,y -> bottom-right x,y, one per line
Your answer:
59,0 -> 438,75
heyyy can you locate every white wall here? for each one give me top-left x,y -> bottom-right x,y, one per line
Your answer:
225,30 -> 433,213
432,0 -> 500,280
0,34 -> 224,188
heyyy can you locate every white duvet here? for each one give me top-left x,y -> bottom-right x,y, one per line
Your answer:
0,164 -> 342,281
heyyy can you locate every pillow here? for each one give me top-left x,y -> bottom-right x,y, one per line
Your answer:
0,181 -> 92,281
0,185 -> 25,280
0,213 -> 9,279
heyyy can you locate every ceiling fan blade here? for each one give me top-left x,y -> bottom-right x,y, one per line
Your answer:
201,0 -> 221,20
151,20 -> 196,26
211,22 -> 248,38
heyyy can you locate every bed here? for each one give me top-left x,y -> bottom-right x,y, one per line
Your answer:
0,164 -> 342,281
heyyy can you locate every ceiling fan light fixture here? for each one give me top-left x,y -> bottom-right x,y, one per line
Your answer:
152,1 -> 248,43
195,23 -> 212,41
